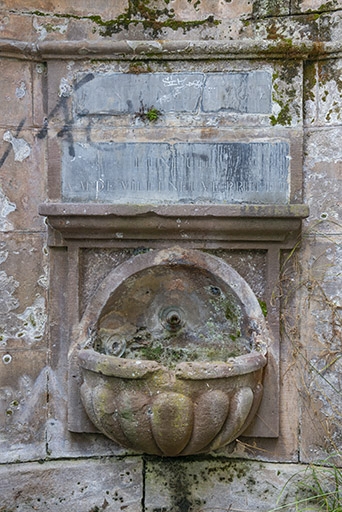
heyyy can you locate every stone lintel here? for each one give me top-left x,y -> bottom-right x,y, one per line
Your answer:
39,203 -> 309,246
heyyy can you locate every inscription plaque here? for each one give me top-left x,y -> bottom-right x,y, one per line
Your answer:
75,72 -> 272,115
62,141 -> 289,204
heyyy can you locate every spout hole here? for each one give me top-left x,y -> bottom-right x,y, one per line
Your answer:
210,286 -> 221,296
160,306 -> 185,332
167,312 -> 181,325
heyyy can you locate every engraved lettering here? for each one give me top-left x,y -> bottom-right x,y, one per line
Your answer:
159,156 -> 169,170
106,180 -> 114,191
80,180 -> 90,191
95,178 -> 104,199
168,181 -> 178,191
62,141 -> 289,204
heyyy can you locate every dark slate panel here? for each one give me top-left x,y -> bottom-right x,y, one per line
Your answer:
62,141 -> 289,204
74,72 -> 272,115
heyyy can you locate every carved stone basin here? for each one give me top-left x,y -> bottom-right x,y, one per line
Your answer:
74,247 -> 271,456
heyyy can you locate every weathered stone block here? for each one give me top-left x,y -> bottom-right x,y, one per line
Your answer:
306,159 -> 342,223
0,457 -> 143,511
252,0 -> 290,17
0,0 -> 128,20
46,61 -> 301,132
0,130 -> 47,231
0,233 -> 48,350
0,12 -> 33,42
300,355 -> 342,463
0,348 -> 47,462
291,0 -> 341,13
171,0 -> 254,20
303,128 -> 342,222
144,459 -> 311,511
271,61 -> 303,127
298,238 -> 342,462
315,60 -> 342,126
0,60 -> 32,127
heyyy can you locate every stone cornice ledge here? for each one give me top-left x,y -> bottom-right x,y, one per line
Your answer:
1,38 -> 342,60
39,203 -> 309,246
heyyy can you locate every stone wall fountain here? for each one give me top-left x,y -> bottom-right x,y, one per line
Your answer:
70,247 -> 270,456
5,0 -> 342,508
39,63 -> 308,458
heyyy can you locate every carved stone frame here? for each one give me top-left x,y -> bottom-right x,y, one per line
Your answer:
40,202 -> 308,439
38,46 -> 309,447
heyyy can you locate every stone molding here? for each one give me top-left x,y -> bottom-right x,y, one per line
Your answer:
39,203 -> 309,247
1,38 -> 342,61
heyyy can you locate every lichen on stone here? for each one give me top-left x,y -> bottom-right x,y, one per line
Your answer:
88,0 -> 220,38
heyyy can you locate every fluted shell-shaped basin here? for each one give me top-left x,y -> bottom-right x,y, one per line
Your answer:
75,247 -> 271,456
79,348 -> 266,456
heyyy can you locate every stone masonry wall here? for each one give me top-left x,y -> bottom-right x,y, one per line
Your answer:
0,1 -> 341,511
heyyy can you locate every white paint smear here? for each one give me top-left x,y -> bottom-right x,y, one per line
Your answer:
3,131 -> 31,162
0,187 -> 15,231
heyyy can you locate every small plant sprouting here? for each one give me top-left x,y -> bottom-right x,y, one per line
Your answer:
146,106 -> 161,122
258,299 -> 268,318
276,458 -> 342,512
134,101 -> 162,123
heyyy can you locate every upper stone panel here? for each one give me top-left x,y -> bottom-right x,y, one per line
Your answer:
56,65 -> 298,205
75,72 -> 272,116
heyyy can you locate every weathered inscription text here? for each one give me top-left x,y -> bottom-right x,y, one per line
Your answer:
62,142 -> 289,204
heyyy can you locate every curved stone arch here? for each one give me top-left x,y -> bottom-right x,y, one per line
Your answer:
72,246 -> 271,355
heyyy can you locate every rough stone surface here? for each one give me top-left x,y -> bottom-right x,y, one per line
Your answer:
291,0 -> 341,13
0,1 -> 341,511
0,349 -> 47,462
0,60 -> 33,127
0,457 -> 143,511
298,79 -> 342,462
0,2 -> 339,43
144,458 -> 320,512
0,0 -> 128,21
0,130 -> 46,231
0,234 -> 48,351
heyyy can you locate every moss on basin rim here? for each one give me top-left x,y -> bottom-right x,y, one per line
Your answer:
78,347 -> 267,380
